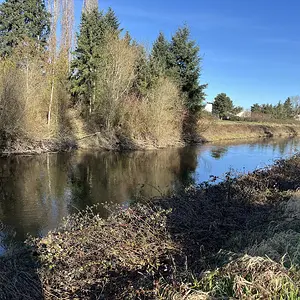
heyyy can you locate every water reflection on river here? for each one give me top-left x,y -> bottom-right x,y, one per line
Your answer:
0,137 -> 299,250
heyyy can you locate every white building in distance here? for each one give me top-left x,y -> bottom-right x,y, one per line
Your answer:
204,102 -> 213,113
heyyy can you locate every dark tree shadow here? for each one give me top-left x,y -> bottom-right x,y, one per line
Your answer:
0,235 -> 43,299
181,113 -> 204,144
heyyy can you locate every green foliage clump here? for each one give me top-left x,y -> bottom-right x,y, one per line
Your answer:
70,8 -> 120,112
212,93 -> 242,118
0,0 -> 209,150
168,26 -> 207,113
150,26 -> 207,113
251,97 -> 296,121
0,0 -> 50,57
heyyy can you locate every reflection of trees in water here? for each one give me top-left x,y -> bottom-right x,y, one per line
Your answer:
0,154 -> 72,242
242,138 -> 299,157
174,147 -> 198,187
261,138 -> 300,156
69,147 -> 199,211
0,147 -> 199,242
210,147 -> 228,159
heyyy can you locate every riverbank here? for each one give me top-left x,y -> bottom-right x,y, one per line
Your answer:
202,120 -> 300,142
1,154 -> 300,299
1,119 -> 300,155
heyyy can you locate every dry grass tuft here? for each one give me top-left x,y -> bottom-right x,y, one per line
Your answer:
202,255 -> 300,299
202,120 -> 300,142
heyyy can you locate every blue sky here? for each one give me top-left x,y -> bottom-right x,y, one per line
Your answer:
74,0 -> 299,109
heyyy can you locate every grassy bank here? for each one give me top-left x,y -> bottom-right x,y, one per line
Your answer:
1,155 -> 300,299
201,120 -> 300,142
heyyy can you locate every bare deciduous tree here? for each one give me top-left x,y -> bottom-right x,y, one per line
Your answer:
47,0 -> 74,132
291,95 -> 300,117
83,0 -> 98,14
47,0 -> 59,130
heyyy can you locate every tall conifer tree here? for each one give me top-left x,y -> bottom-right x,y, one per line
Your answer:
151,32 -> 169,72
70,9 -> 103,113
103,7 -> 120,33
70,6 -> 120,114
168,25 -> 207,113
0,0 -> 50,56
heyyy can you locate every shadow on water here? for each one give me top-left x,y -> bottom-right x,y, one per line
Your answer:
0,148 -> 198,299
0,147 -> 199,245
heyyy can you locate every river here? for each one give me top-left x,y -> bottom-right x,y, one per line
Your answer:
0,137 -> 299,253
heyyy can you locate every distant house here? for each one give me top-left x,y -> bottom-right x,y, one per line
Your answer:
204,102 -> 213,113
236,110 -> 251,118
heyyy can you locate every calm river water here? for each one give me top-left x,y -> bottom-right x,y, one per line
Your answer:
0,137 -> 299,252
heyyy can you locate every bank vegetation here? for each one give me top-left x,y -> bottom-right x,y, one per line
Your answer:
1,155 -> 300,299
0,0 -> 209,153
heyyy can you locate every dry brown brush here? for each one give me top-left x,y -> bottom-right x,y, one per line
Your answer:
29,205 -> 176,299
0,39 -> 73,153
85,36 -> 185,149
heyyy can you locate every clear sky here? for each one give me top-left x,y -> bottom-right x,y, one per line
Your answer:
74,0 -> 299,109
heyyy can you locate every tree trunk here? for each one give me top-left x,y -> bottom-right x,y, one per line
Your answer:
48,71 -> 55,129
25,57 -> 29,108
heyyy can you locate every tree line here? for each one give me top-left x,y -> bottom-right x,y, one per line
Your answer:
0,0 -> 207,148
251,97 -> 300,120
210,93 -> 299,121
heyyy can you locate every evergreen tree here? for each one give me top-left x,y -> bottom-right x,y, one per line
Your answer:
70,9 -> 104,112
212,93 -> 234,118
168,25 -> 207,113
261,104 -> 273,115
0,0 -> 50,57
103,7 -> 121,33
232,106 -> 243,115
251,103 -> 261,113
70,7 -> 121,113
283,97 -> 294,118
133,44 -> 152,97
251,98 -> 294,120
151,32 -> 169,72
123,31 -> 132,45
274,101 -> 284,119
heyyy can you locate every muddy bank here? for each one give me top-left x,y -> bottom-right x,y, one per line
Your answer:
0,137 -> 77,155
76,130 -> 185,151
1,154 -> 300,299
1,120 -> 300,155
0,125 -> 185,154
